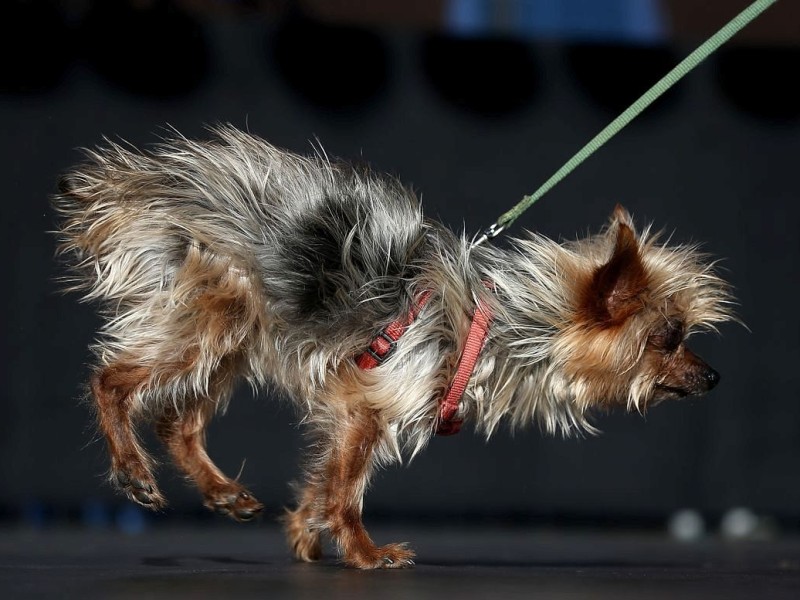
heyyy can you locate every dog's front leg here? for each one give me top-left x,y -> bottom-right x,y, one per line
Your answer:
321,407 -> 414,569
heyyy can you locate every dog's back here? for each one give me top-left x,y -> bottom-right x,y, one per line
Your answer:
54,126 -> 429,365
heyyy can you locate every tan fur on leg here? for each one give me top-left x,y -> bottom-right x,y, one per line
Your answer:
320,408 -> 414,569
283,480 -> 323,562
91,364 -> 164,509
157,404 -> 264,522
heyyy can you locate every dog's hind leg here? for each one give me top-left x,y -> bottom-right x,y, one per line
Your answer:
91,363 -> 164,508
156,400 -> 264,522
91,244 -> 268,516
146,246 -> 268,521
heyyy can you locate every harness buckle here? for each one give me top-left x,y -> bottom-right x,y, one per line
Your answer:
366,331 -> 398,365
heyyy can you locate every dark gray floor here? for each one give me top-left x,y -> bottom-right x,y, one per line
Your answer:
1,524 -> 799,599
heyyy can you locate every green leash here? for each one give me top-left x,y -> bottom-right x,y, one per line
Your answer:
473,0 -> 780,247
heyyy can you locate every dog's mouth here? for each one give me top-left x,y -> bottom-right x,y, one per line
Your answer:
654,383 -> 690,399
654,366 -> 720,401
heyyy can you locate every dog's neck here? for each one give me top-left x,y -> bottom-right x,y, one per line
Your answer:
462,246 -> 596,438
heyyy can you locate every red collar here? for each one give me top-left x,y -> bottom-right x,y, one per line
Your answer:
355,289 -> 493,436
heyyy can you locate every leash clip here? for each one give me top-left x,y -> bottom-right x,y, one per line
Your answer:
472,222 -> 506,249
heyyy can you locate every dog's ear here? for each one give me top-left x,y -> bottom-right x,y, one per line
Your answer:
581,218 -> 648,326
610,203 -> 635,229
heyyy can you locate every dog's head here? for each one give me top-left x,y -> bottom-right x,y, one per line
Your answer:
492,205 -> 735,420
549,205 -> 734,412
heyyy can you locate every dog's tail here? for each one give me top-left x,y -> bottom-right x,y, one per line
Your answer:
52,141 -> 192,305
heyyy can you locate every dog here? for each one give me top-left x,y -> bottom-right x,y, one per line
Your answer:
53,125 -> 733,568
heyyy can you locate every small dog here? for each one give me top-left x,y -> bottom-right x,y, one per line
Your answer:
54,126 -> 733,568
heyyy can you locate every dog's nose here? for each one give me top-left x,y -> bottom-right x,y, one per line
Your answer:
704,368 -> 720,390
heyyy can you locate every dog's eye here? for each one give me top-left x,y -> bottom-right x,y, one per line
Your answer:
650,320 -> 684,353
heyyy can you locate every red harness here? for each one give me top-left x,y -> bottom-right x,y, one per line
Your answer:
355,289 -> 493,436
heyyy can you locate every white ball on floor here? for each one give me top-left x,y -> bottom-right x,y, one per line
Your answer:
720,507 -> 758,540
667,509 -> 706,542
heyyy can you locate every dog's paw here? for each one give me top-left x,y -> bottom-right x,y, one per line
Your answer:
112,469 -> 165,510
204,488 -> 264,522
346,543 -> 416,570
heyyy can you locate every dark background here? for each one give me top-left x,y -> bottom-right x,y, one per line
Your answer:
2,0 -> 798,527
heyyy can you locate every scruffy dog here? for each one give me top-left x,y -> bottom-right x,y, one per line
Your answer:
54,126 -> 733,568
